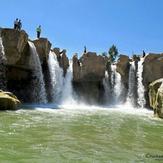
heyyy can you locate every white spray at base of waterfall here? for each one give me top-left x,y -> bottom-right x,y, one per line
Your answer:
48,51 -> 64,102
28,41 -> 47,103
137,57 -> 146,108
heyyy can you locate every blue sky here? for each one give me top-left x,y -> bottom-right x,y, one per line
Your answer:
0,0 -> 163,58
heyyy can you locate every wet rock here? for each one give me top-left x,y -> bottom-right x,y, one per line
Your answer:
0,90 -> 20,110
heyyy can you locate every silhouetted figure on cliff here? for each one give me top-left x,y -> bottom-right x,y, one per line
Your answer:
36,25 -> 41,39
143,50 -> 146,57
14,18 -> 18,30
17,19 -> 22,31
84,46 -> 87,53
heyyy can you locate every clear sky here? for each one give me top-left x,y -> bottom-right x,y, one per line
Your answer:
0,0 -> 163,58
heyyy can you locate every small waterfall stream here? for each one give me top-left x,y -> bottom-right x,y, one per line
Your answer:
126,61 -> 136,105
111,64 -> 122,103
103,64 -> 122,105
0,37 -> 7,90
28,41 -> 47,103
60,60 -> 76,105
137,57 -> 146,108
48,51 -> 64,103
48,54 -> 76,105
103,71 -> 111,104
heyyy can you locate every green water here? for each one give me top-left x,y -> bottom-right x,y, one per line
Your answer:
0,106 -> 163,163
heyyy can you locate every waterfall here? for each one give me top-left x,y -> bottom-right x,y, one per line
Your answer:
111,65 -> 122,103
103,71 -> 111,104
137,58 -> 146,108
126,61 -> 136,106
0,37 -> 7,90
60,60 -> 76,105
48,51 -> 64,102
28,41 -> 47,103
103,64 -> 122,105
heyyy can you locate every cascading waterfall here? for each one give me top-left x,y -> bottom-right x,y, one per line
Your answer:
0,37 -> 7,90
48,51 -> 64,102
111,65 -> 122,103
103,71 -> 111,104
28,41 -> 47,103
60,60 -> 76,105
137,57 -> 146,108
103,64 -> 122,105
126,61 -> 136,105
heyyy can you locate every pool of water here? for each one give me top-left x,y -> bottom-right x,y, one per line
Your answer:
0,104 -> 162,162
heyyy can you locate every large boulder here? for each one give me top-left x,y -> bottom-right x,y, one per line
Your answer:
143,53 -> 163,106
149,78 -> 163,118
33,38 -> 51,64
72,52 -> 106,104
0,28 -> 28,65
0,90 -> 20,110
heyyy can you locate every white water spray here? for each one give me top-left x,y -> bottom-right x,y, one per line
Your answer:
0,37 -> 7,90
28,41 -> 47,103
48,51 -> 64,102
137,57 -> 146,108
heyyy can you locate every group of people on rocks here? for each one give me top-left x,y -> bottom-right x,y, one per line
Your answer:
13,18 -> 41,39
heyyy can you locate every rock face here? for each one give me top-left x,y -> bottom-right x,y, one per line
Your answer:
143,53 -> 163,106
1,28 -> 28,65
0,90 -> 20,110
0,29 -> 34,102
53,48 -> 69,76
33,38 -> 51,64
72,52 -> 106,104
149,78 -> 163,118
73,52 -> 106,82
116,55 -> 130,89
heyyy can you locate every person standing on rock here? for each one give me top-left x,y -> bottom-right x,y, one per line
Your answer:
143,50 -> 146,57
18,19 -> 22,31
84,46 -> 87,53
36,25 -> 41,39
14,18 -> 18,30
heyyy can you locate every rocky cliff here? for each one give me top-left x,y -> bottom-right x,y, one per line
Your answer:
33,38 -> 51,64
0,28 -> 69,103
116,55 -> 130,102
72,52 -> 106,104
143,53 -> 163,106
0,28 -> 33,102
1,28 -> 28,65
53,48 -> 69,76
